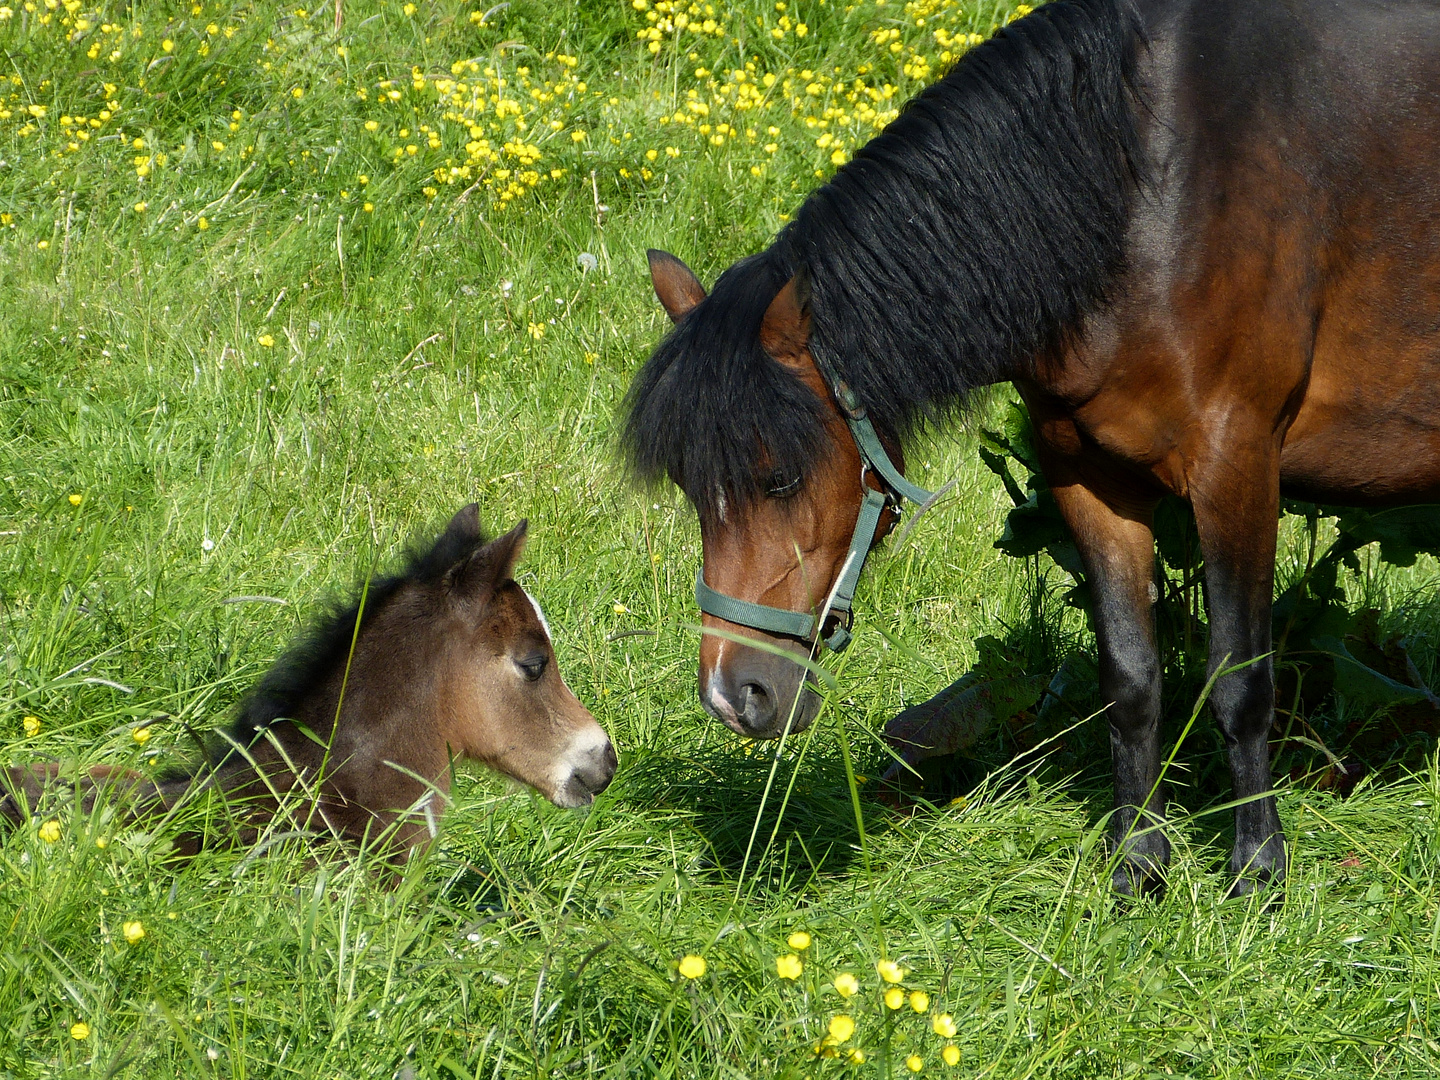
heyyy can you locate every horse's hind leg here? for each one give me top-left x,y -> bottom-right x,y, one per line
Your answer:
1191,461 -> 1287,896
1046,469 -> 1168,896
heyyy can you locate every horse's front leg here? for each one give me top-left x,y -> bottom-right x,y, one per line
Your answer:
1046,470 -> 1167,896
1190,458 -> 1287,896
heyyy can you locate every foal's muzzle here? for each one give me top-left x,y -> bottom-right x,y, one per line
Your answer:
555,730 -> 618,807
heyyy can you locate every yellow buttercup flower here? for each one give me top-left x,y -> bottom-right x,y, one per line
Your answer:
884,986 -> 905,1010
910,990 -> 930,1013
775,953 -> 802,980
133,202 -> 147,213
942,1044 -> 960,1066
833,972 -> 859,998
677,954 -> 706,979
932,1013 -> 957,1039
258,334 -> 275,347
132,726 -> 151,744
827,1014 -> 855,1043
291,86 -> 304,98
877,959 -> 906,984
122,920 -> 145,943
68,493 -> 83,506
39,819 -> 61,844
847,1048 -> 866,1064
906,1055 -> 924,1073
787,931 -> 811,951
197,217 -> 209,230
23,716 -> 40,737
70,1022 -> 89,1040
161,37 -> 173,51
612,602 -> 627,614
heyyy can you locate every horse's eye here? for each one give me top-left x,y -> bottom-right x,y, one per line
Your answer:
517,654 -> 548,682
766,472 -> 802,498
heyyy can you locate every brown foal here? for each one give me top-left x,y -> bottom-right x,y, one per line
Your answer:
3,505 -> 616,856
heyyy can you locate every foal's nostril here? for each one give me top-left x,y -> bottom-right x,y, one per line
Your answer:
591,741 -> 618,794
571,738 -> 617,798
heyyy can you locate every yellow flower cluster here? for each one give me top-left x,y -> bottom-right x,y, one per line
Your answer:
3,0 -> 1032,252
633,0 -> 729,54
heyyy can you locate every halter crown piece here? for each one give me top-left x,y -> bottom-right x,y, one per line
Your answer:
694,369 -> 935,652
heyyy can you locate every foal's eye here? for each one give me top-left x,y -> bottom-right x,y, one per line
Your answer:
765,471 -> 802,499
517,654 -> 548,682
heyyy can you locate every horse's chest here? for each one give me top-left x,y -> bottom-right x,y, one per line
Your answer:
1022,361 -> 1197,498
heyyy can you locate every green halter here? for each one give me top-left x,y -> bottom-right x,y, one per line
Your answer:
694,378 -> 934,652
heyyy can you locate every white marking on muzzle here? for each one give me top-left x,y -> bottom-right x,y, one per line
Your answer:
551,720 -> 613,801
705,669 -> 739,725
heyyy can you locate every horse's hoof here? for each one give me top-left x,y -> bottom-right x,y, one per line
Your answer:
1112,859 -> 1167,900
1225,836 -> 1287,901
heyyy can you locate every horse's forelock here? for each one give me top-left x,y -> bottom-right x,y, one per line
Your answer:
622,248 -> 830,526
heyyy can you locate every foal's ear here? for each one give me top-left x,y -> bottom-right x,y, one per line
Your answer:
647,249 -> 707,323
441,503 -> 484,545
759,267 -> 812,364
448,519 -> 529,603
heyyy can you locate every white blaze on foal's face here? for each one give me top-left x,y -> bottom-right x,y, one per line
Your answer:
521,587 -> 617,807
457,568 -> 617,808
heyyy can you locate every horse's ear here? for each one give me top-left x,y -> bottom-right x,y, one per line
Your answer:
447,519 -> 528,602
759,266 -> 812,363
648,249 -> 706,323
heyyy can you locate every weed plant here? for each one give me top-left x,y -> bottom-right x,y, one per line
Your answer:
3,0 -> 1440,1076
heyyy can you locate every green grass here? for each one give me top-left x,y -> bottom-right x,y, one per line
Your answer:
4,0 -> 1440,1075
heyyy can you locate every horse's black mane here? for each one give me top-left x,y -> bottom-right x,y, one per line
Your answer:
624,0 -> 1144,524
218,517 -> 489,752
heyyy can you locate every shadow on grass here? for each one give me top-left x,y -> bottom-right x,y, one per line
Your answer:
618,736 -> 896,888
873,578 -> 1440,881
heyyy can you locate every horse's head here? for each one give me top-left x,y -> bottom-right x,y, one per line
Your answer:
428,507 -> 616,807
641,251 -> 901,740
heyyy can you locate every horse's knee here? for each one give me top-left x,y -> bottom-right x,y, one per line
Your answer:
1103,647 -> 1161,733
1209,656 -> 1274,740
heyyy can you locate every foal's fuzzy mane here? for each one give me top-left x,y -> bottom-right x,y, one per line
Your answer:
219,517 -> 490,752
624,0 -> 1144,524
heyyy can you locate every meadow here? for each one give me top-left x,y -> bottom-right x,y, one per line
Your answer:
4,0 -> 1440,1075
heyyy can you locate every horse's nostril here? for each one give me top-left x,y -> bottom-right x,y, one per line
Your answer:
737,682 -> 777,729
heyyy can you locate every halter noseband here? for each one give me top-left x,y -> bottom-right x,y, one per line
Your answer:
694,376 -> 934,652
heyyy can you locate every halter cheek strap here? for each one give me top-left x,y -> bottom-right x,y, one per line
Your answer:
694,377 -> 933,653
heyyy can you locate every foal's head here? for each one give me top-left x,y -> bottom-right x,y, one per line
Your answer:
236,505 -> 615,809
416,508 -> 616,807
629,251 -> 897,739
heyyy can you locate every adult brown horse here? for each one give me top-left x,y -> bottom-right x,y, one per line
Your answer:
625,0 -> 1440,896
3,505 -> 616,855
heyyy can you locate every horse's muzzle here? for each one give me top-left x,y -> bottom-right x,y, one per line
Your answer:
702,646 -> 821,739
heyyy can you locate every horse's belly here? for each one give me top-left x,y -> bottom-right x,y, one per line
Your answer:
1281,355 -> 1440,505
